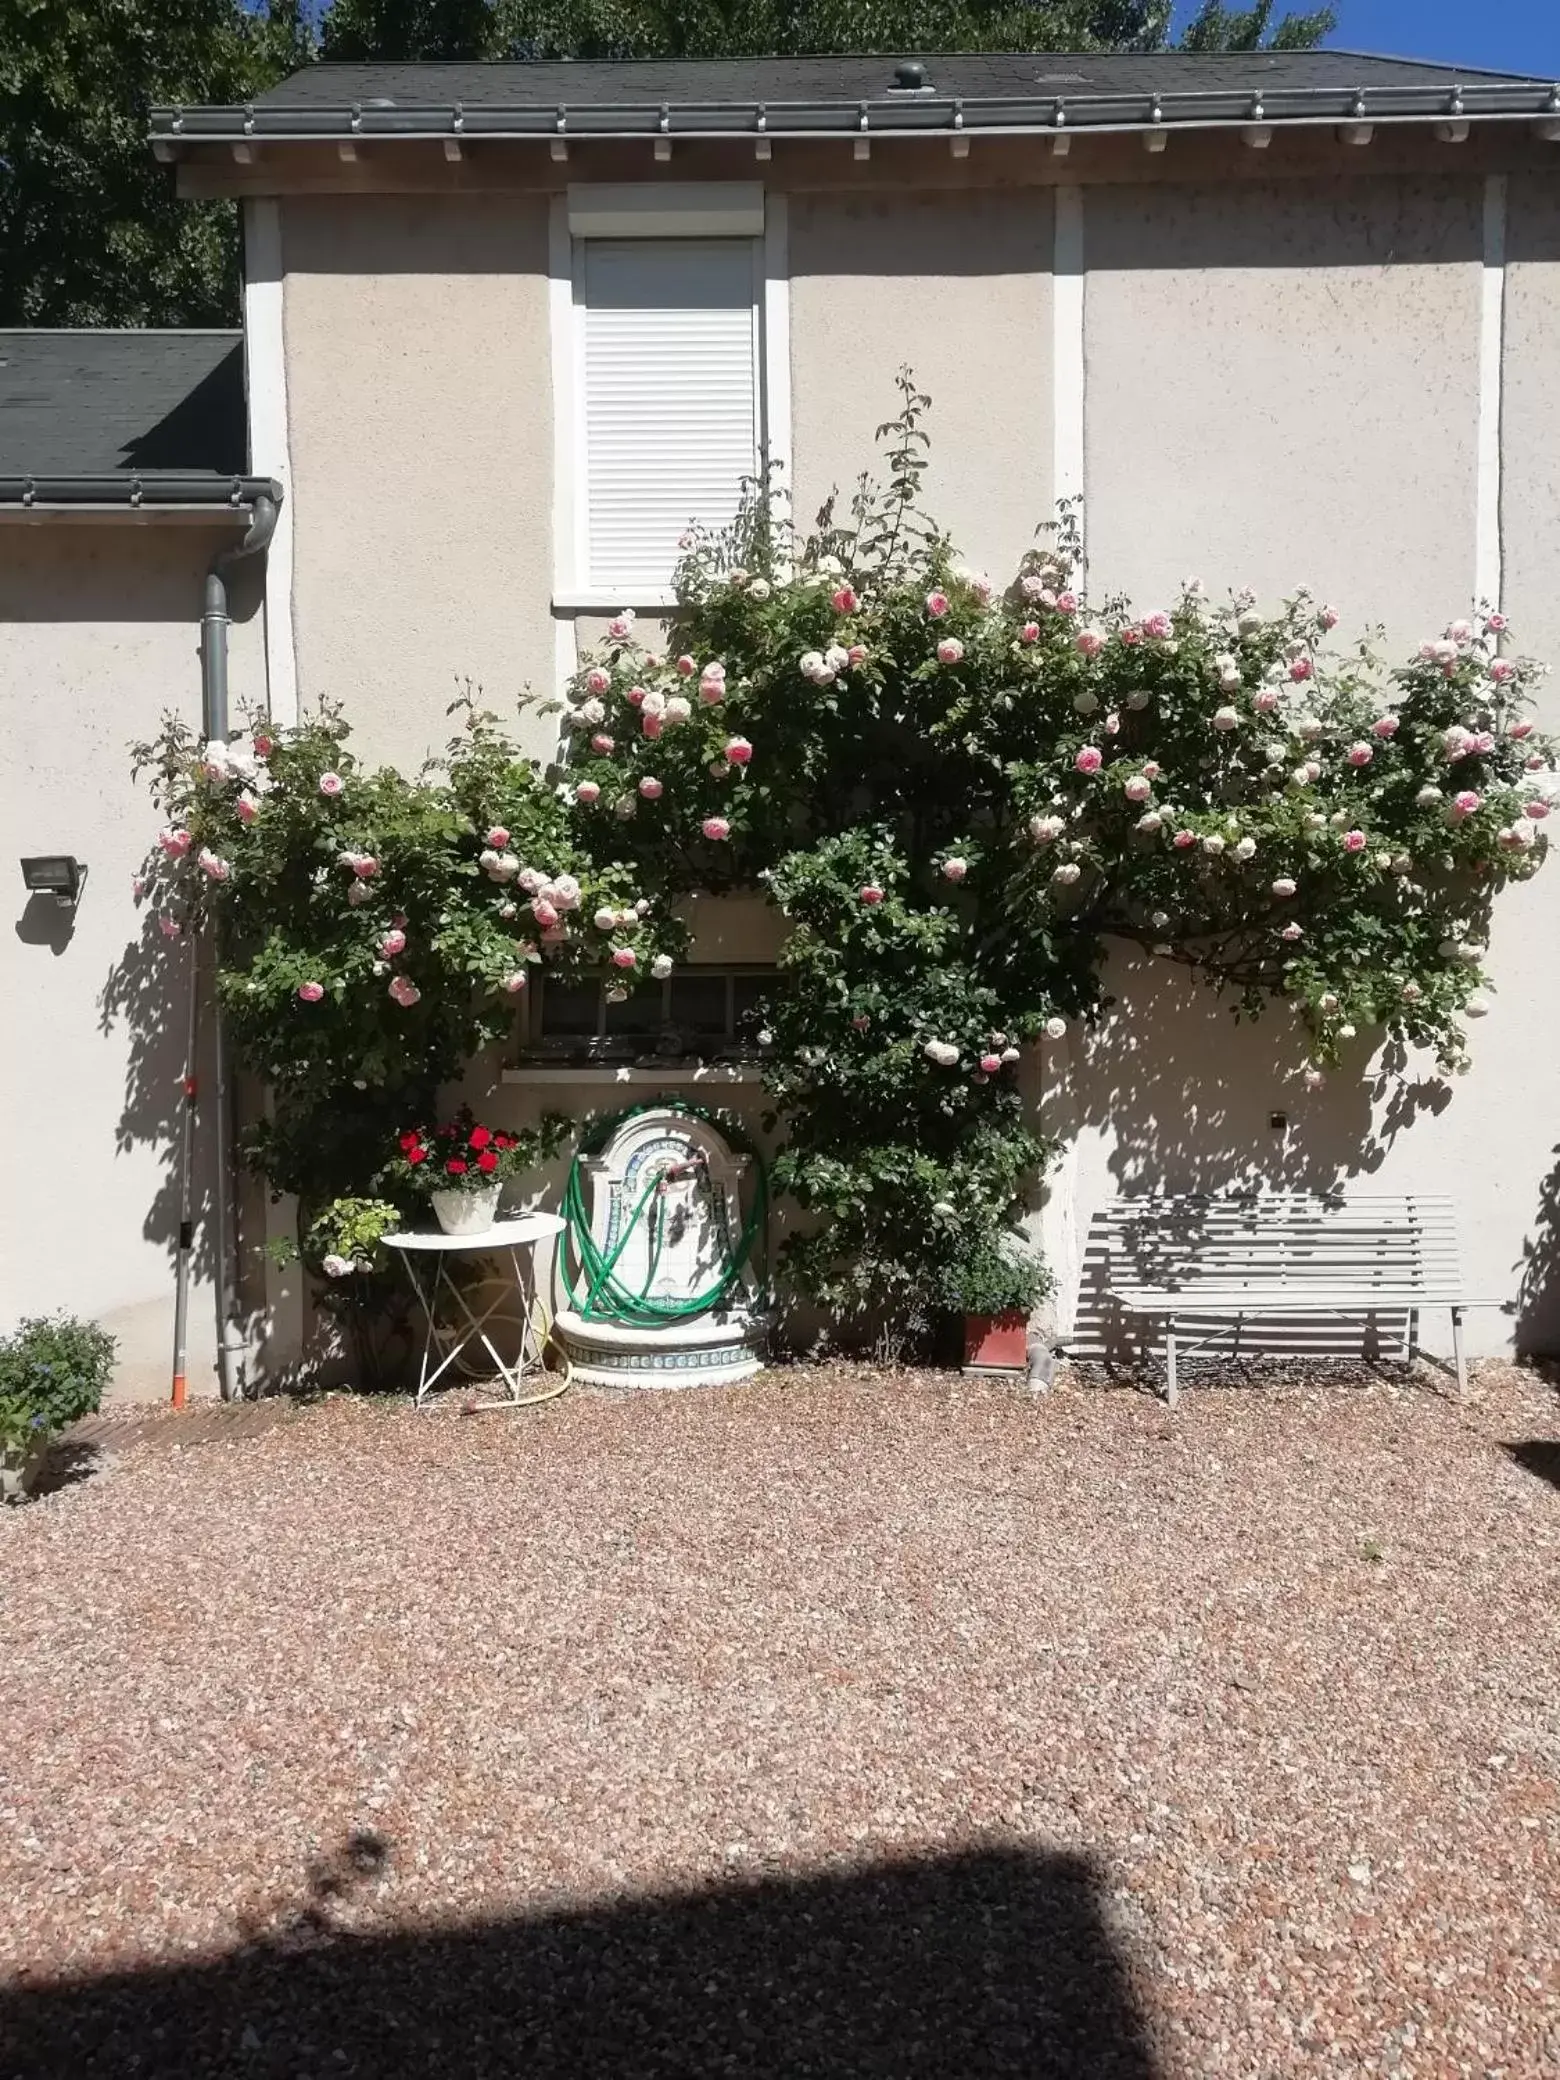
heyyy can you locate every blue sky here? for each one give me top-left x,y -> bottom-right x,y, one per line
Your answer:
1173,1 -> 1560,76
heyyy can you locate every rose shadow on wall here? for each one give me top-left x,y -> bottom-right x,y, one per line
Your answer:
0,1839 -> 1162,2079
1058,949 -> 1458,1370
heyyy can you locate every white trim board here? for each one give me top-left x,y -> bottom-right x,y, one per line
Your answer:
1052,185 -> 1086,584
567,182 -> 765,238
1475,173 -> 1508,613
762,191 -> 794,528
241,198 -> 298,729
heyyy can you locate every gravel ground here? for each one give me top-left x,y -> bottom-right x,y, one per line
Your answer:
2,1363 -> 1559,2078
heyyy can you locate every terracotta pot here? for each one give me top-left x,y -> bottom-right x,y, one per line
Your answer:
962,1308 -> 1030,1375
430,1183 -> 502,1236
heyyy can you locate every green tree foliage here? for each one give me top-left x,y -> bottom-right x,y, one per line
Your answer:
1,0 -> 1333,324
0,0 -> 309,324
322,0 -> 1333,60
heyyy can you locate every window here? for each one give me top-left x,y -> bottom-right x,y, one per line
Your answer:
553,185 -> 788,609
526,967 -> 776,1062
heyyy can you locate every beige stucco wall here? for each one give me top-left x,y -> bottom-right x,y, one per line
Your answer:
1053,172 -> 1560,1360
281,194 -> 556,772
267,164 -> 1560,1366
788,189 -> 1057,579
0,524 -> 265,1398
1083,176 -> 1484,643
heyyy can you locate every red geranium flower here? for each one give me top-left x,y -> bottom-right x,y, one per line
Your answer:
469,1126 -> 492,1151
407,1147 -> 428,1165
446,1158 -> 467,1175
476,1150 -> 499,1174
494,1134 -> 514,1151
399,1131 -> 421,1153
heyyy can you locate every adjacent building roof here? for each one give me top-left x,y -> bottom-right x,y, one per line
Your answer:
0,331 -> 276,511
151,49 -> 1560,144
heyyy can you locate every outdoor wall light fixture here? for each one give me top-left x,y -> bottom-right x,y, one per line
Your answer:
19,855 -> 88,910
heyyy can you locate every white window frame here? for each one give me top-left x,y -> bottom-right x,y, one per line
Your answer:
549,184 -> 790,614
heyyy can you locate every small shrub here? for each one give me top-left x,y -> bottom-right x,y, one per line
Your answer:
935,1237 -> 1053,1318
0,1315 -> 116,1462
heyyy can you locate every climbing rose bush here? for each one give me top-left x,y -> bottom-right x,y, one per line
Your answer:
545,381 -> 1552,1324
135,699 -> 681,1216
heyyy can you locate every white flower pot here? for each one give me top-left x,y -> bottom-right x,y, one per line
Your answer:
430,1183 -> 501,1236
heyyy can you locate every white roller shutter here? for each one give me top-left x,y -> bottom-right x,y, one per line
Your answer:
578,237 -> 760,596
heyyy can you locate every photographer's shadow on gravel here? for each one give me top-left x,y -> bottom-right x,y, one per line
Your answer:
0,1841 -> 1160,2078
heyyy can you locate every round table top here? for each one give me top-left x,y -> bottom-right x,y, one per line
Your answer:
382,1210 -> 567,1254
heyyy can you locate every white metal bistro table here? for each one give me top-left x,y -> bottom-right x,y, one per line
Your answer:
382,1211 -> 568,1410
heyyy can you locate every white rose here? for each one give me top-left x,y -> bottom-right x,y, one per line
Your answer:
651,953 -> 674,979
1212,706 -> 1239,731
1052,862 -> 1083,885
1073,692 -> 1100,716
1043,1016 -> 1067,1040
747,579 -> 771,602
1234,837 -> 1256,861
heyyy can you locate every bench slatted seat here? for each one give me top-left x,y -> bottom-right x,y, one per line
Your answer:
1103,1192 -> 1502,1406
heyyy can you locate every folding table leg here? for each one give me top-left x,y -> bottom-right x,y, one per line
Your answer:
1451,1306 -> 1467,1401
1164,1321 -> 1178,1410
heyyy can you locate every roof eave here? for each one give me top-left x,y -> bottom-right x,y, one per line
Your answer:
0,475 -> 283,513
149,80 -> 1560,145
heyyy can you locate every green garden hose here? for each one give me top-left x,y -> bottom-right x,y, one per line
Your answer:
561,1100 -> 769,1327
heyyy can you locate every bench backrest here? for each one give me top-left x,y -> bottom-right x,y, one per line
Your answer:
1072,1191 -> 1462,1360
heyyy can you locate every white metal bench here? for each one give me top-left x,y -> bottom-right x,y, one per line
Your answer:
1103,1192 -> 1503,1406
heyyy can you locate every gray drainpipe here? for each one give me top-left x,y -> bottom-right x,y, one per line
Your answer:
201,491 -> 280,1400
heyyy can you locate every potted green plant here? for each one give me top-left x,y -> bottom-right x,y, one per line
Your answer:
936,1238 -> 1052,1377
0,1314 -> 116,1501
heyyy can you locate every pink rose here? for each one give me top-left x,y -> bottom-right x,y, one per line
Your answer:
1470,731 -> 1495,754
1055,592 -> 1078,615
1143,611 -> 1173,640
1528,753 -> 1549,771
486,826 -> 510,848
575,781 -> 601,805
531,897 -> 560,928
585,667 -> 610,695
611,946 -> 638,969
1509,718 -> 1535,740
297,981 -> 325,1002
724,737 -> 753,766
638,776 -> 663,800
701,816 -> 731,841
1119,626 -> 1143,648
936,638 -> 965,665
1172,829 -> 1197,850
979,1053 -> 1003,1074
1280,922 -> 1304,941
641,714 -> 663,742
1124,775 -> 1152,802
1490,658 -> 1517,684
1142,762 -> 1161,780
503,971 -> 528,993
235,793 -> 260,824
859,884 -> 884,905
675,655 -> 696,677
1347,744 -> 1373,768
1371,716 -> 1400,739
1341,830 -> 1367,853
1525,799 -> 1551,820
941,857 -> 969,882
159,915 -> 182,939
590,734 -> 615,754
388,975 -> 421,1007
607,615 -> 633,641
1319,606 -> 1339,630
699,679 -> 726,706
319,772 -> 344,797
158,827 -> 192,858
379,928 -> 407,958
1486,612 -> 1508,633
1020,622 -> 1040,643
352,854 -> 380,878
252,733 -> 274,758
1452,789 -> 1482,816
1076,628 -> 1106,658
830,584 -> 858,614
626,686 -> 647,707
1253,690 -> 1279,713
1288,657 -> 1314,683
1074,746 -> 1103,775
847,643 -> 868,664
925,591 -> 950,619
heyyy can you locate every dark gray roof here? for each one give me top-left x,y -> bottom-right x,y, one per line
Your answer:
152,49 -> 1560,142
0,331 -> 276,510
